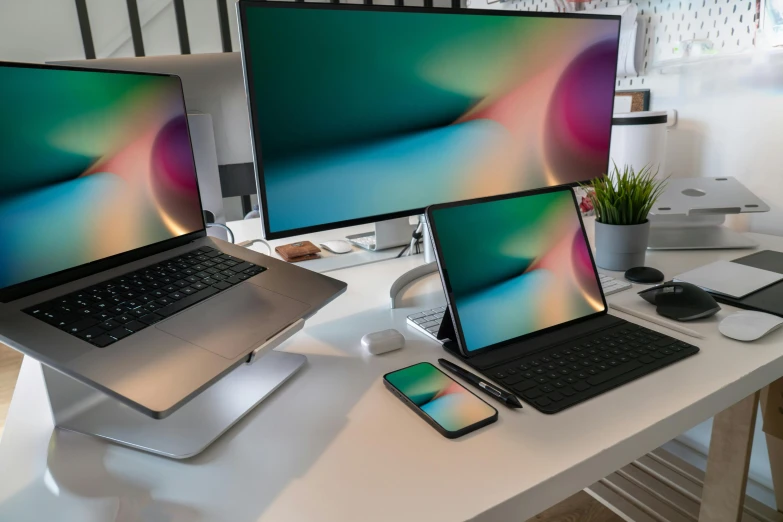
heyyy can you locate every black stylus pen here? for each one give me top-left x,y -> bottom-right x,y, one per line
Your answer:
438,358 -> 522,409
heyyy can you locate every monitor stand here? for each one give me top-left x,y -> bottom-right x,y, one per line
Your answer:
346,217 -> 416,251
41,321 -> 307,459
647,214 -> 759,250
389,215 -> 438,309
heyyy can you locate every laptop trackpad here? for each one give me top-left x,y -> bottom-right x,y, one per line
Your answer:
156,284 -> 310,360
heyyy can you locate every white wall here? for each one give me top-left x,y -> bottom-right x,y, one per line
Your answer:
0,0 -> 224,62
0,0 -> 85,62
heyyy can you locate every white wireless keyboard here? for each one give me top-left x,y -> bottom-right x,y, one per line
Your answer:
407,274 -> 632,342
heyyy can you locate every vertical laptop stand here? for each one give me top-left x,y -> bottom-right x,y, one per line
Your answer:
41,321 -> 307,459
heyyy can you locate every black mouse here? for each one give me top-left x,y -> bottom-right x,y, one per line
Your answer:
625,266 -> 664,284
638,281 -> 721,321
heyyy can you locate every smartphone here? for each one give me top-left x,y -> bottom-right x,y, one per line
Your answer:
384,362 -> 498,439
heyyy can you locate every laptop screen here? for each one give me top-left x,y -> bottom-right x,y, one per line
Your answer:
0,64 -> 204,292
429,189 -> 606,353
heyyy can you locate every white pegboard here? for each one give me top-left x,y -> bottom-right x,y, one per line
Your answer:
467,0 -> 759,89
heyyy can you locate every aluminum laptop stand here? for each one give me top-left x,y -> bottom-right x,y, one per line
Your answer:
41,320 -> 307,459
647,177 -> 768,250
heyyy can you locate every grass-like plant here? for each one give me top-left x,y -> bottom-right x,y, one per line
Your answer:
584,164 -> 668,226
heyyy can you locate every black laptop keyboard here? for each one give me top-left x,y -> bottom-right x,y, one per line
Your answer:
24,247 -> 266,348
488,322 -> 699,414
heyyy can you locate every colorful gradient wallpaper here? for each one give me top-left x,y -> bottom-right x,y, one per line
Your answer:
430,190 -> 605,353
242,6 -> 620,235
0,65 -> 203,291
385,362 -> 496,433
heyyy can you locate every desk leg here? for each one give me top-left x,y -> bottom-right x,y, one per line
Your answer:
760,381 -> 783,513
698,391 -> 760,522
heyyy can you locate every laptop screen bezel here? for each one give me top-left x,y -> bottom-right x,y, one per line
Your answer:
426,185 -> 609,358
0,61 -> 207,303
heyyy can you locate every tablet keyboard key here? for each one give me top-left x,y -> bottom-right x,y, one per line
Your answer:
512,380 -> 537,393
523,389 -> 543,400
573,381 -> 590,392
560,387 -> 575,397
588,361 -> 642,386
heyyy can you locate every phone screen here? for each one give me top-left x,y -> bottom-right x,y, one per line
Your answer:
385,362 -> 496,433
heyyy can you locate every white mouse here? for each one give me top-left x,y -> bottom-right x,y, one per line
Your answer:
320,240 -> 353,254
361,329 -> 405,355
719,311 -> 783,342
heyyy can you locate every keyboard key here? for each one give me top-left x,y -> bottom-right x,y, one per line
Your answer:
588,361 -> 643,386
139,313 -> 164,326
655,338 -> 677,348
503,374 -> 524,385
560,387 -> 575,397
212,281 -> 232,291
505,368 -> 517,375
493,372 -> 506,380
548,392 -> 564,402
90,334 -> 116,348
230,261 -> 253,273
62,317 -> 99,333
99,319 -> 121,330
552,380 -> 566,388
546,372 -> 559,380
124,320 -> 148,332
174,280 -> 190,288
156,287 -> 220,318
535,397 -> 552,407
534,377 -> 547,384
523,389 -> 543,400
77,326 -> 105,341
512,380 -> 537,393
573,381 -> 590,391
540,385 -> 554,393
108,327 -> 132,340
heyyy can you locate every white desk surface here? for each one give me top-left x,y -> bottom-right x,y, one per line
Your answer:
2,225 -> 783,522
227,217 -> 418,273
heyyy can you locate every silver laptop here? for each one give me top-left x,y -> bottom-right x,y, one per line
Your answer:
0,61 -> 346,419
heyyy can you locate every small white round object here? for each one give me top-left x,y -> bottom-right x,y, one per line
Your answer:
361,329 -> 405,355
320,240 -> 353,254
719,311 -> 783,342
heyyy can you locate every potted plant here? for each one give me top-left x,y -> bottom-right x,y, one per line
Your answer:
585,164 -> 667,271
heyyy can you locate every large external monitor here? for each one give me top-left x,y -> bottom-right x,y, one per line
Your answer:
238,3 -> 620,240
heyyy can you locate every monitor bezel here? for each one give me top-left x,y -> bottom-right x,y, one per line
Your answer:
426,184 -> 609,358
0,61 -> 207,303
237,1 -> 621,240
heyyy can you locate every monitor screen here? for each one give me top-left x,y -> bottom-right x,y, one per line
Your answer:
429,188 -> 605,353
239,4 -> 620,238
0,64 -> 204,292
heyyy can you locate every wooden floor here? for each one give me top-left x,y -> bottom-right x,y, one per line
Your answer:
0,347 -> 621,521
526,492 -> 623,522
0,344 -> 23,439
